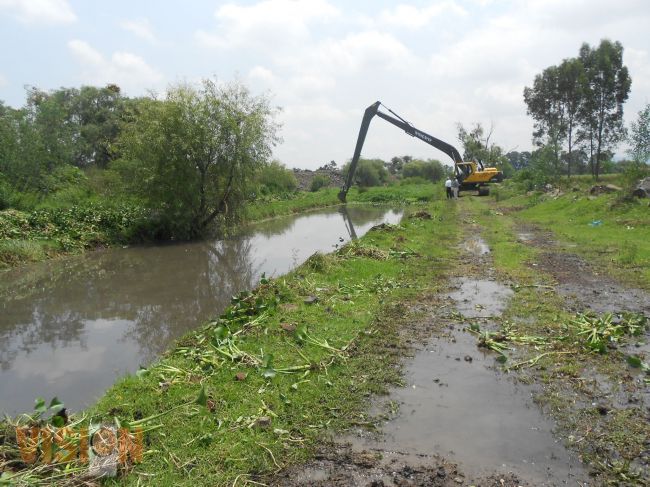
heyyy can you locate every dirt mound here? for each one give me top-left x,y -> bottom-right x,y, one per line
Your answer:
292,167 -> 345,191
589,184 -> 621,195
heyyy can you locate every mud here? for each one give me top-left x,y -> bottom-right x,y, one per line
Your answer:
349,324 -> 585,485
447,279 -> 513,319
517,224 -> 650,317
463,237 -> 491,255
271,443 -> 527,486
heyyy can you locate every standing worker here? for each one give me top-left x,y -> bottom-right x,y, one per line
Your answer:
445,177 -> 452,199
451,177 -> 460,198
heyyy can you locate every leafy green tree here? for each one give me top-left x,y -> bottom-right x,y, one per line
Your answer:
506,151 -> 531,170
25,87 -> 77,175
524,65 -> 569,175
578,40 -> 631,179
628,103 -> 650,163
557,58 -> 584,177
342,158 -> 388,187
256,160 -> 297,194
387,155 -> 411,175
513,146 -> 557,189
401,159 -> 446,182
118,79 -> 279,239
456,122 -> 509,175
69,84 -> 124,168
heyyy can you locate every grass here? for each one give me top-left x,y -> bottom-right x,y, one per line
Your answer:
496,183 -> 650,287
0,239 -> 53,267
1,191 -> 460,486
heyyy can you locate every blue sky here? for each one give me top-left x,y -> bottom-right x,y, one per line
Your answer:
1,0 -> 649,168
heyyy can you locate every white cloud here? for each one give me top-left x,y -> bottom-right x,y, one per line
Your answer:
67,39 -> 164,94
0,0 -> 76,24
249,66 -> 277,85
195,0 -> 339,49
378,2 -> 467,29
0,73 -> 7,89
312,31 -> 414,74
120,18 -> 157,44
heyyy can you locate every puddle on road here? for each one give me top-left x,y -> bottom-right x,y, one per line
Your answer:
342,277 -> 585,485
351,327 -> 586,485
517,232 -> 534,242
463,237 -> 490,255
447,278 -> 514,318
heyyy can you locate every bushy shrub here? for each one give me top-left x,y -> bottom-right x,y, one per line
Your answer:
0,203 -> 148,250
342,159 -> 388,188
257,161 -> 297,194
402,159 -> 445,182
399,176 -> 428,186
310,174 -> 330,192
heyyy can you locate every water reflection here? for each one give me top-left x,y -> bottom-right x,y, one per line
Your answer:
0,206 -> 401,414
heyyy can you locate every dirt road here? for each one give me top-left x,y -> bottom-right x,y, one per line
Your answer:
271,200 -> 649,487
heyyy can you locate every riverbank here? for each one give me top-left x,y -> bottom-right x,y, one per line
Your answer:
0,184 -> 436,270
1,191 -> 459,485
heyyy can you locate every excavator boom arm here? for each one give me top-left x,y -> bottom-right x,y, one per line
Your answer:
339,101 -> 463,202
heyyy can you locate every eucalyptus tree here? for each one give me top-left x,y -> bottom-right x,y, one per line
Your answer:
523,64 -> 565,175
628,103 -> 650,164
557,58 -> 584,177
577,40 -> 631,179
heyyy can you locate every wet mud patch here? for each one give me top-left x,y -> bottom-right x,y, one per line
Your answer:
447,278 -> 513,319
463,236 -> 491,255
516,223 -> 650,316
350,323 -> 586,486
271,442 -> 527,486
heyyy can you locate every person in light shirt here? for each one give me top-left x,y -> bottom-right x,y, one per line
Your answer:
444,177 -> 452,199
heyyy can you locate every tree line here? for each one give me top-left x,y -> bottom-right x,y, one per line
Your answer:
523,39 -> 635,180
0,80 -> 280,239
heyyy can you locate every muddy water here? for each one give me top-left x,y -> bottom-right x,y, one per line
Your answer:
361,327 -> 585,485
349,273 -> 586,485
0,206 -> 401,415
447,278 -> 513,318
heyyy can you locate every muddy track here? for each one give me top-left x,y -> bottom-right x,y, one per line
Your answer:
271,224 -> 587,486
516,223 -> 650,317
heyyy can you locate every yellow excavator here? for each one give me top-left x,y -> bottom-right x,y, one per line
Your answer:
338,101 -> 503,202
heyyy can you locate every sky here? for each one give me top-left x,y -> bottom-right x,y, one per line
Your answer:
0,0 -> 649,169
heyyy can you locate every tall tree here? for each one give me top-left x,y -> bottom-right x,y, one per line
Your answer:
628,103 -> 650,163
117,79 -> 279,239
505,150 -> 531,170
578,40 -> 631,179
524,65 -> 564,174
557,58 -> 584,177
69,84 -> 124,168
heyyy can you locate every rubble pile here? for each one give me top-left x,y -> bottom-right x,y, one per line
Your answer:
292,167 -> 345,191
